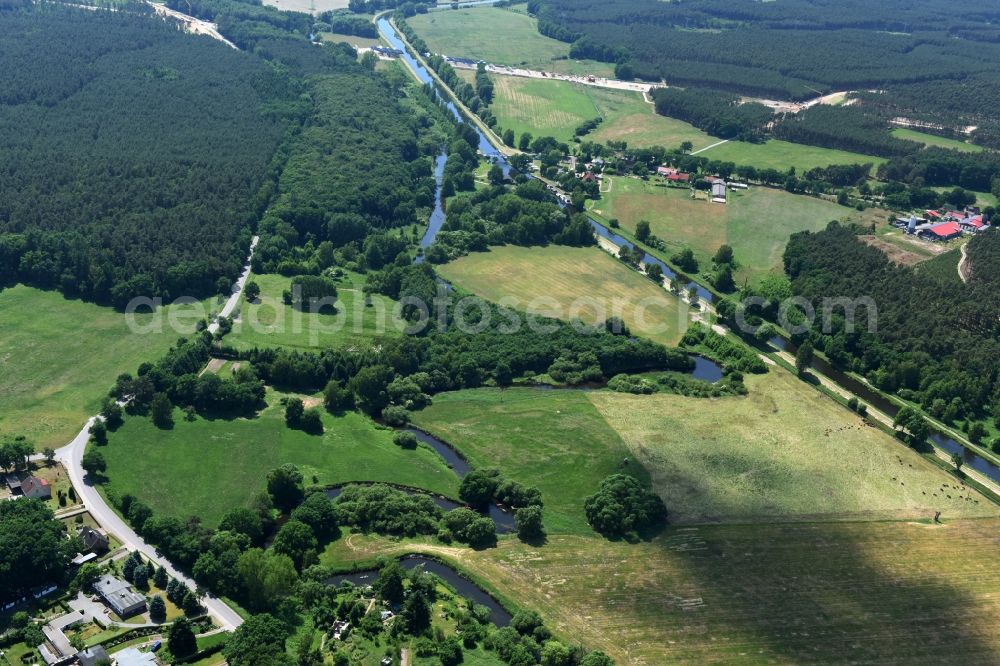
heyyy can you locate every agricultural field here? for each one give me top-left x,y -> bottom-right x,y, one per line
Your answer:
323,519 -> 1000,664
0,285 -> 218,451
590,179 -> 880,283
414,373 -> 994,529
98,389 -> 460,526
488,74 -> 714,149
226,272 -> 403,352
695,138 -> 888,173
891,127 -> 984,153
436,245 -> 688,347
408,8 -> 613,76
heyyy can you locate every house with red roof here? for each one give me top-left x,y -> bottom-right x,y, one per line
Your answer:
921,221 -> 962,240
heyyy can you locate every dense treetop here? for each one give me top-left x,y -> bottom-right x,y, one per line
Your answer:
0,4 -> 301,306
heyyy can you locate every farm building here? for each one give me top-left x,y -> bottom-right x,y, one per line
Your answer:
711,181 -> 727,203
657,166 -> 690,182
93,574 -> 146,618
921,221 -> 962,241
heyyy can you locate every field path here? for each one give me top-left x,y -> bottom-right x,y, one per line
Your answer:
959,242 -> 971,283
691,139 -> 730,155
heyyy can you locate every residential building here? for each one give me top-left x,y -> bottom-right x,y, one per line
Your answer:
21,476 -> 51,500
78,526 -> 110,554
78,646 -> 111,666
93,574 -> 146,618
113,647 -> 158,666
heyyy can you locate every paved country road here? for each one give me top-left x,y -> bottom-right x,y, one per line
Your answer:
52,236 -> 259,631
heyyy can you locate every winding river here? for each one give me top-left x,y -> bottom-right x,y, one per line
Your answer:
327,555 -> 513,627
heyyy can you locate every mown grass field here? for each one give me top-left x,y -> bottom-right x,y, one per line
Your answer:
0,285 -> 218,450
590,179 -> 874,283
408,8 -> 613,76
892,127 -> 984,153
99,390 -> 459,526
414,372 -> 994,529
226,273 -> 403,352
436,245 -> 688,347
697,138 -> 887,173
324,519 -> 1000,664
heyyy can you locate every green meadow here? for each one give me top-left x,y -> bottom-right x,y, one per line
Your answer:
891,127 -> 984,153
695,137 -> 888,173
226,272 -> 403,352
488,74 -> 714,149
590,179 -> 862,283
408,8 -> 614,76
324,519 -> 1000,664
0,284 -> 218,450
414,373 -> 994,529
98,390 -> 460,526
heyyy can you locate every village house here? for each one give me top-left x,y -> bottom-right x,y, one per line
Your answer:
93,574 -> 146,618
920,221 -> 963,241
78,526 -> 110,554
20,476 -> 51,500
113,647 -> 159,666
657,166 -> 690,183
331,620 -> 351,640
77,646 -> 110,666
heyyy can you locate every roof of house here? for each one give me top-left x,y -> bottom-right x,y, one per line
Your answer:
78,526 -> 109,551
78,646 -> 110,666
961,215 -> 985,228
21,476 -> 50,495
667,172 -> 690,181
113,647 -> 158,666
925,210 -> 941,218
927,221 -> 962,237
94,575 -> 146,614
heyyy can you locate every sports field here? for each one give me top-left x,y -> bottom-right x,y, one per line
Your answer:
436,245 -> 688,347
324,519 -> 1000,664
414,372 -> 994,529
591,180 -> 866,283
226,273 -> 403,352
0,285 -> 218,450
408,8 -> 614,76
98,390 -> 459,526
891,127 -> 984,153
696,138 -> 888,173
